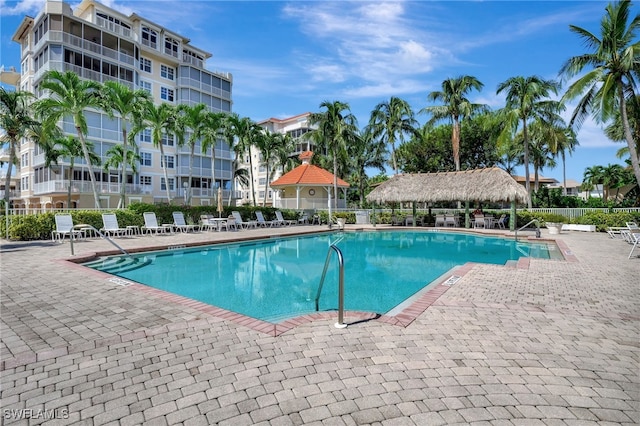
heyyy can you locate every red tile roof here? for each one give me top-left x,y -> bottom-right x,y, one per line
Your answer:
270,154 -> 349,188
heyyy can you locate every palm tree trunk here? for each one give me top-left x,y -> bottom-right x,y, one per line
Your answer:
3,140 -> 16,205
619,86 -> 640,187
263,163 -> 269,207
247,146 -> 256,206
333,156 -> 338,210
452,118 -> 461,171
390,141 -> 398,174
522,121 -> 532,208
76,126 -> 101,209
67,163 -> 74,208
562,152 -> 567,196
187,143 -> 195,206
120,126 -> 127,209
159,143 -> 172,203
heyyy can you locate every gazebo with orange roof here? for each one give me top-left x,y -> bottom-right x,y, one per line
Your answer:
270,151 -> 350,210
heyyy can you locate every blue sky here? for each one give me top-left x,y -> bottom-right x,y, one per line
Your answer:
1,0 -> 636,183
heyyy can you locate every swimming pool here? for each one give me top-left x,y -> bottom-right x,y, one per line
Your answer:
84,230 -> 560,323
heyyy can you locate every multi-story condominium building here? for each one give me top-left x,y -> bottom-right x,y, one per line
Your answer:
6,0 -> 233,209
237,113 -> 315,206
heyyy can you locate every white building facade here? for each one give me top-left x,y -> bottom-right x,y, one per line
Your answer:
237,113 -> 316,206
7,0 -> 233,209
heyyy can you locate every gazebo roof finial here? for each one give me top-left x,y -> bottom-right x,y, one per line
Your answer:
299,151 -> 314,164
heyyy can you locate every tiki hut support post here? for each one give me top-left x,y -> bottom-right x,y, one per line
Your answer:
510,196 -> 516,231
412,202 -> 417,227
464,201 -> 470,228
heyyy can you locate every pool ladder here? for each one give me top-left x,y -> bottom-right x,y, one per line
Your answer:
315,235 -> 347,329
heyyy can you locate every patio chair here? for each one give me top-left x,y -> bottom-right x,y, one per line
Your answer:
142,212 -> 170,235
275,211 -> 296,226
473,213 -> 486,229
100,213 -> 128,237
496,214 -> 508,229
255,211 -> 277,227
172,211 -> 200,233
52,214 -> 84,242
444,214 -> 458,227
298,213 -> 309,225
391,215 -> 404,226
200,215 -> 217,232
232,211 -> 257,229
434,214 -> 446,227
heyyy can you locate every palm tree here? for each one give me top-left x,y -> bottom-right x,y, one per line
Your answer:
560,0 -> 640,187
273,133 -> 297,176
308,100 -> 358,210
546,126 -> 579,196
99,81 -> 150,208
583,165 -> 605,198
496,75 -> 563,208
134,101 -> 177,203
103,144 -> 140,203
421,76 -> 487,171
177,103 -> 208,205
255,130 -> 282,206
199,111 -> 228,198
369,96 -> 417,174
46,136 -> 101,208
225,114 -> 263,206
0,88 -> 38,206
601,163 -> 627,201
35,70 -> 104,208
350,127 -> 387,207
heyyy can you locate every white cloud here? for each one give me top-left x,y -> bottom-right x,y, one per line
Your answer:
0,0 -> 46,15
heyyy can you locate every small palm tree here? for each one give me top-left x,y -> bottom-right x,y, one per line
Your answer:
350,127 -> 387,207
46,136 -> 101,208
497,75 -> 563,208
36,70 -> 104,208
583,165 -> 605,198
133,101 -> 177,203
369,96 -> 417,174
422,76 -> 487,171
199,111 -> 228,199
225,114 -> 263,206
177,103 -> 208,205
103,144 -> 140,201
99,81 -> 150,208
256,130 -> 282,206
308,100 -> 358,210
0,88 -> 38,206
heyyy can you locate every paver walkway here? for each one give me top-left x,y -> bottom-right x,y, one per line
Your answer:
1,225 -> 638,425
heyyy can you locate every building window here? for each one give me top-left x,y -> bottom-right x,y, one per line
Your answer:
21,176 -> 29,191
161,133 -> 174,146
160,64 -> 174,81
21,153 -> 29,167
142,27 -> 157,49
161,155 -> 175,169
140,175 -> 152,186
139,128 -> 152,143
160,87 -> 174,102
161,177 -> 175,191
164,37 -> 179,57
140,57 -> 151,73
258,178 -> 266,186
139,152 -> 152,167
139,80 -> 152,94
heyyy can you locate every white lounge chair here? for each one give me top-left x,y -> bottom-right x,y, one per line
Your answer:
275,211 -> 295,226
444,214 -> 458,227
232,211 -> 257,229
52,214 -> 84,242
628,231 -> 640,259
473,214 -> 486,228
142,212 -> 170,235
255,211 -> 277,227
172,211 -> 200,233
496,214 -> 508,229
101,213 -> 127,237
434,214 -> 446,227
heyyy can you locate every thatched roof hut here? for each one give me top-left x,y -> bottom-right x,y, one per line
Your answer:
366,167 -> 529,204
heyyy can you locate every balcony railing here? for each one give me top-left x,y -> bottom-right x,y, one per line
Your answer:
274,197 -> 346,210
32,180 -> 147,195
95,15 -> 134,40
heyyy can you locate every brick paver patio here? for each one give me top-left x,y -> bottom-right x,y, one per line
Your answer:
1,225 -> 638,425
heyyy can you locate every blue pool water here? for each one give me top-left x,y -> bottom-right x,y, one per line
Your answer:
84,231 -> 559,322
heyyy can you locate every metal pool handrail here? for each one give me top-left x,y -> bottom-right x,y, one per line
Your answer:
315,241 -> 347,329
69,224 -> 130,257
515,219 -> 541,242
